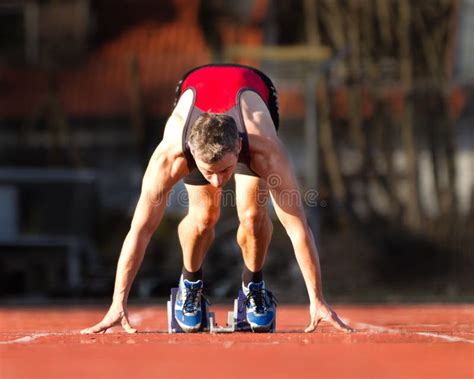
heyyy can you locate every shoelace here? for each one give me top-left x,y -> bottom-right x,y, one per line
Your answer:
182,286 -> 202,314
182,287 -> 211,314
243,288 -> 278,314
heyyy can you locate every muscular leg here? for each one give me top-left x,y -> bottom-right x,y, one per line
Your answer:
235,174 -> 273,272
178,184 -> 222,272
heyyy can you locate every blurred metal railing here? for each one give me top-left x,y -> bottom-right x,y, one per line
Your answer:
0,167 -> 99,296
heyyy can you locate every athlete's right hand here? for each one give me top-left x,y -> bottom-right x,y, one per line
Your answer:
80,303 -> 137,334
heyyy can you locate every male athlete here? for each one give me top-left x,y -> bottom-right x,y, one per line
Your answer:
82,64 -> 352,334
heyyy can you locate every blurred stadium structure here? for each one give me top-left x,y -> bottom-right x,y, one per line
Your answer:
0,0 -> 472,302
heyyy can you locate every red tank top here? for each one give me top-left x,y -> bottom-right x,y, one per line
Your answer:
180,65 -> 270,112
176,65 -> 271,171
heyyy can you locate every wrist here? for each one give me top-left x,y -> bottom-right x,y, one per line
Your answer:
310,295 -> 326,308
112,295 -> 128,308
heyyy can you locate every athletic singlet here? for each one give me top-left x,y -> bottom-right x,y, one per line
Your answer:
174,64 -> 278,171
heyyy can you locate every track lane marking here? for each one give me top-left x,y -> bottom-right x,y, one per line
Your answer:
0,310 -> 156,345
0,332 -> 66,344
348,320 -> 474,344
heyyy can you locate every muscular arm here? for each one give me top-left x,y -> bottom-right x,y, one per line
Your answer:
111,94 -> 193,305
253,137 -> 352,332
242,91 -> 325,303
112,145 -> 180,305
259,139 -> 324,303
81,143 -> 187,334
243,90 -> 351,332
81,145 -> 184,334
81,89 -> 194,334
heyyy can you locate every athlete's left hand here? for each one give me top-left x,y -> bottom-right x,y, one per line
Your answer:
305,300 -> 355,333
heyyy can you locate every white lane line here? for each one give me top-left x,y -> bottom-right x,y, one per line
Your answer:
348,320 -> 474,344
416,332 -> 474,344
0,310 -> 157,344
0,332 -> 64,345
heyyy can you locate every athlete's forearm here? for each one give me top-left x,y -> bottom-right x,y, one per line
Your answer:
268,183 -> 326,303
111,189 -> 170,305
288,224 -> 325,304
112,229 -> 152,305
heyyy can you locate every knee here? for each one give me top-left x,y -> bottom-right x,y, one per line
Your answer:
239,208 -> 272,237
191,207 -> 220,234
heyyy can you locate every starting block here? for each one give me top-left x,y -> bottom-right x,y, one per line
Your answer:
167,288 -> 276,333
210,290 -> 251,333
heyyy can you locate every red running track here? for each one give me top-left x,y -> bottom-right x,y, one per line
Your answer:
1,304 -> 473,378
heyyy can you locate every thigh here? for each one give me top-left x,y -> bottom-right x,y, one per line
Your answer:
184,182 -> 222,215
234,174 -> 270,219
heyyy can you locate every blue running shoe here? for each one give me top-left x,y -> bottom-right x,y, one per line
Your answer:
174,276 -> 204,333
242,281 -> 277,332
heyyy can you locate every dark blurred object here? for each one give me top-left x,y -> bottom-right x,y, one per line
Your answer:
0,168 -> 99,297
91,0 -> 177,46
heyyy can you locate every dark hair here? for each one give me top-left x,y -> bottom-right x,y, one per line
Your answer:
189,113 -> 239,163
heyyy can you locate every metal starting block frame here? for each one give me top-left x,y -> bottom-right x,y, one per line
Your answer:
210,290 -> 252,333
167,289 -> 276,333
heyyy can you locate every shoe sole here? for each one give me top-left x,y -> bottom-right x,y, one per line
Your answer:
248,320 -> 274,333
175,318 -> 202,333
251,326 -> 272,333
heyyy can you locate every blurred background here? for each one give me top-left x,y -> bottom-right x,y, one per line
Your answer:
0,0 -> 472,303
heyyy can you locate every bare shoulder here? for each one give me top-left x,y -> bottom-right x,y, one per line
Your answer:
147,141 -> 188,181
161,89 -> 194,143
143,90 -> 193,191
140,142 -> 188,205
248,134 -> 287,178
240,90 -> 278,138
240,90 -> 284,177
